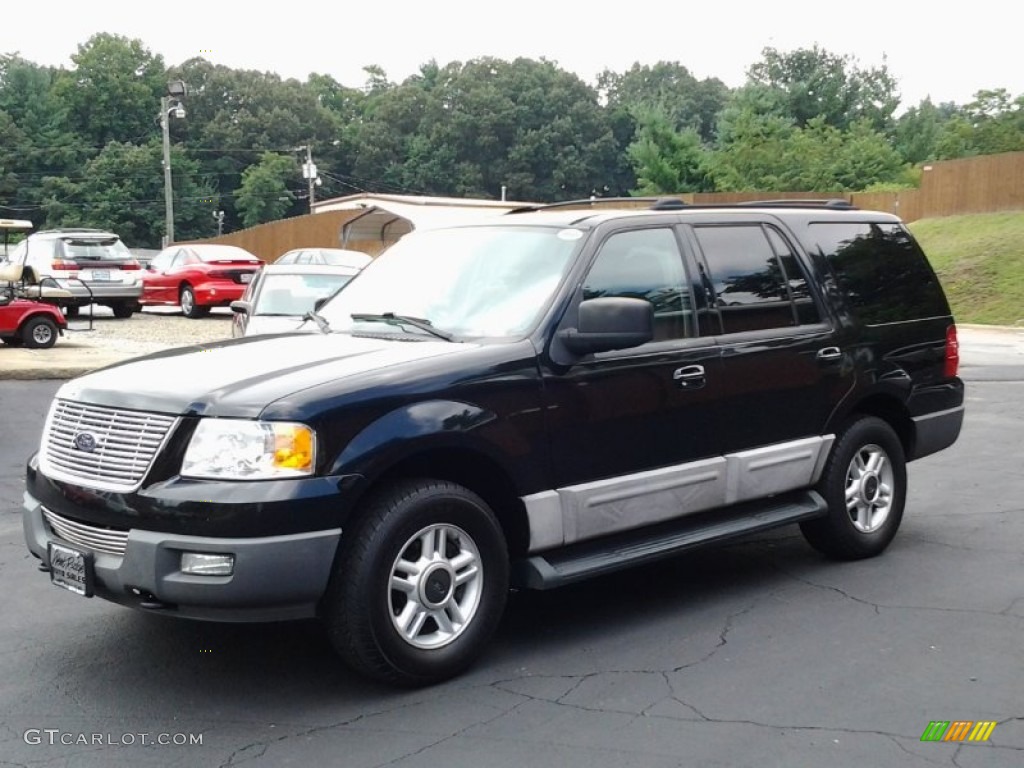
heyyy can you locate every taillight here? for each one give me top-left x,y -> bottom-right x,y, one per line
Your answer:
51,260 -> 80,271
944,324 -> 960,378
121,261 -> 140,270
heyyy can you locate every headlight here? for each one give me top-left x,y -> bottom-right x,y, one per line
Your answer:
181,419 -> 316,480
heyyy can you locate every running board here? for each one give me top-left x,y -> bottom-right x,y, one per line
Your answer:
512,490 -> 827,590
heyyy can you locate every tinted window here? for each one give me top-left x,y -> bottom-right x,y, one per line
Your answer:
811,222 -> 950,325
764,227 -> 821,325
59,238 -> 130,262
583,228 -> 692,341
693,225 -> 797,333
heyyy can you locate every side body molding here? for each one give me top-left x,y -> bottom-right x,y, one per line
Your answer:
524,435 -> 835,552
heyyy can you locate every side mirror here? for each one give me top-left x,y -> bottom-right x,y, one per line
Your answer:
230,300 -> 250,314
557,297 -> 653,355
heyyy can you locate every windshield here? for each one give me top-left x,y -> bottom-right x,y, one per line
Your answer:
256,272 -> 354,316
318,224 -> 583,339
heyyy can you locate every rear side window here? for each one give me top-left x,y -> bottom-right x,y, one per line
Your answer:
693,224 -> 808,334
811,222 -> 950,325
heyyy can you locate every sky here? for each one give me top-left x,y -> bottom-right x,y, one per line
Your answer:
1,0 -> 1020,110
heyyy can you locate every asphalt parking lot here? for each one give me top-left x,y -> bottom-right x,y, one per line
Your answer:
0,330 -> 1021,767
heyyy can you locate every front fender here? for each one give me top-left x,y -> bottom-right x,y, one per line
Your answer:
327,399 -> 536,483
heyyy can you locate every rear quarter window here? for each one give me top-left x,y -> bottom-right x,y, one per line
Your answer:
810,222 -> 950,325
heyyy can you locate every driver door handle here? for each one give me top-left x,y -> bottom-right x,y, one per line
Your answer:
673,365 -> 706,388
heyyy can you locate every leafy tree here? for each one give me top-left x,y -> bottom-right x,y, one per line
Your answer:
234,151 -> 297,227
627,109 -> 711,194
893,98 -> 956,164
51,34 -> 167,147
350,57 -> 630,201
598,62 -> 729,143
747,45 -> 899,131
39,142 -> 217,246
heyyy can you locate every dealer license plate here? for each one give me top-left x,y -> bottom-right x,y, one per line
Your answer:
240,273 -> 253,283
48,541 -> 94,597
87,270 -> 111,281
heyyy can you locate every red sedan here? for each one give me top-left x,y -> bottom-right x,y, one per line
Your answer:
140,244 -> 263,318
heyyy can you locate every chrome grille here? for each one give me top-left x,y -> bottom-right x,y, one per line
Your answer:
43,507 -> 129,557
40,399 -> 179,492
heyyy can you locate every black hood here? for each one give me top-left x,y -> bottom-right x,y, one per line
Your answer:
56,333 -> 477,418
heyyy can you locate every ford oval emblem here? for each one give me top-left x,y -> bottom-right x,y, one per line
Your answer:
73,432 -> 97,452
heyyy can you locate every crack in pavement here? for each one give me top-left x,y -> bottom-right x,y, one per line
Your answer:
767,562 -> 1024,620
367,694 -> 532,768
904,532 -> 1024,555
215,691 -> 499,768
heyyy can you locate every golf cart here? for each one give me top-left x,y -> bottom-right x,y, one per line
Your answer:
0,219 -> 70,348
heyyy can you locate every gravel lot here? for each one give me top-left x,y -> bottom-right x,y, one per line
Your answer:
64,305 -> 235,352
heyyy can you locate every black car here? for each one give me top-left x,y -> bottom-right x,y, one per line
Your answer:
23,199 -> 964,686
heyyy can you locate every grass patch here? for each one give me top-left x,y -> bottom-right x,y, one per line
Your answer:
909,211 -> 1024,326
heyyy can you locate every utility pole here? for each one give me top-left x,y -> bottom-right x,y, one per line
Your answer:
161,95 -> 174,246
300,145 -> 317,213
160,80 -> 187,246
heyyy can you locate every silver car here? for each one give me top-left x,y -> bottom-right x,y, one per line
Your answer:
230,263 -> 367,338
6,229 -> 143,318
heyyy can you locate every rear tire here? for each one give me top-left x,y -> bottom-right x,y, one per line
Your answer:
322,479 -> 509,687
180,285 -> 208,319
21,316 -> 59,349
800,416 -> 907,560
111,302 -> 134,319
64,305 -> 80,318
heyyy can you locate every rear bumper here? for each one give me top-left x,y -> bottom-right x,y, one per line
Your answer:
193,281 -> 248,307
909,404 -> 965,460
23,489 -> 341,622
60,280 -> 142,304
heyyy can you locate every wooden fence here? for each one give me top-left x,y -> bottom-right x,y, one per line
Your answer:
192,151 -> 1024,258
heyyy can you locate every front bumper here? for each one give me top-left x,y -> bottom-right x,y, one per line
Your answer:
23,489 -> 340,622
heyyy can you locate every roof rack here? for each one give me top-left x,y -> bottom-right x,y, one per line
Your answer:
506,197 -> 676,214
726,198 -> 855,209
505,197 -> 858,215
33,228 -> 116,235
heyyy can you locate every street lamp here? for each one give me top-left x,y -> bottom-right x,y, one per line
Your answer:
160,80 -> 188,246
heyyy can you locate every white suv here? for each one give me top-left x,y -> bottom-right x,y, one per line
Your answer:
7,229 -> 143,318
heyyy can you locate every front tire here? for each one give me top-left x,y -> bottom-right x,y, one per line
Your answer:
179,285 -> 208,318
21,316 -> 59,349
800,416 -> 907,560
323,479 -> 509,687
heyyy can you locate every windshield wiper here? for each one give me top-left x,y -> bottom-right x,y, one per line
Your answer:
351,312 -> 454,341
301,310 -> 331,334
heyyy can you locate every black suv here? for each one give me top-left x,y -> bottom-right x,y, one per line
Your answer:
23,199 -> 964,686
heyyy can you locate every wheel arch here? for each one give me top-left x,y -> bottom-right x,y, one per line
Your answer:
833,393 -> 914,458
347,447 -> 530,559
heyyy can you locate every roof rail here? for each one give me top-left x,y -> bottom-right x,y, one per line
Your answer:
505,197 -> 858,215
505,197 -> 669,214
726,198 -> 855,210
33,228 -> 118,236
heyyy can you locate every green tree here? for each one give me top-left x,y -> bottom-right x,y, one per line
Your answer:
52,34 -> 167,147
893,98 -> 956,164
747,45 -> 899,131
598,62 -> 729,143
627,110 -> 710,194
234,152 -> 297,227
39,142 -> 217,247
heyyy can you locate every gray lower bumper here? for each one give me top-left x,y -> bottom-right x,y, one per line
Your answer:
910,405 -> 965,461
23,491 -> 340,622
